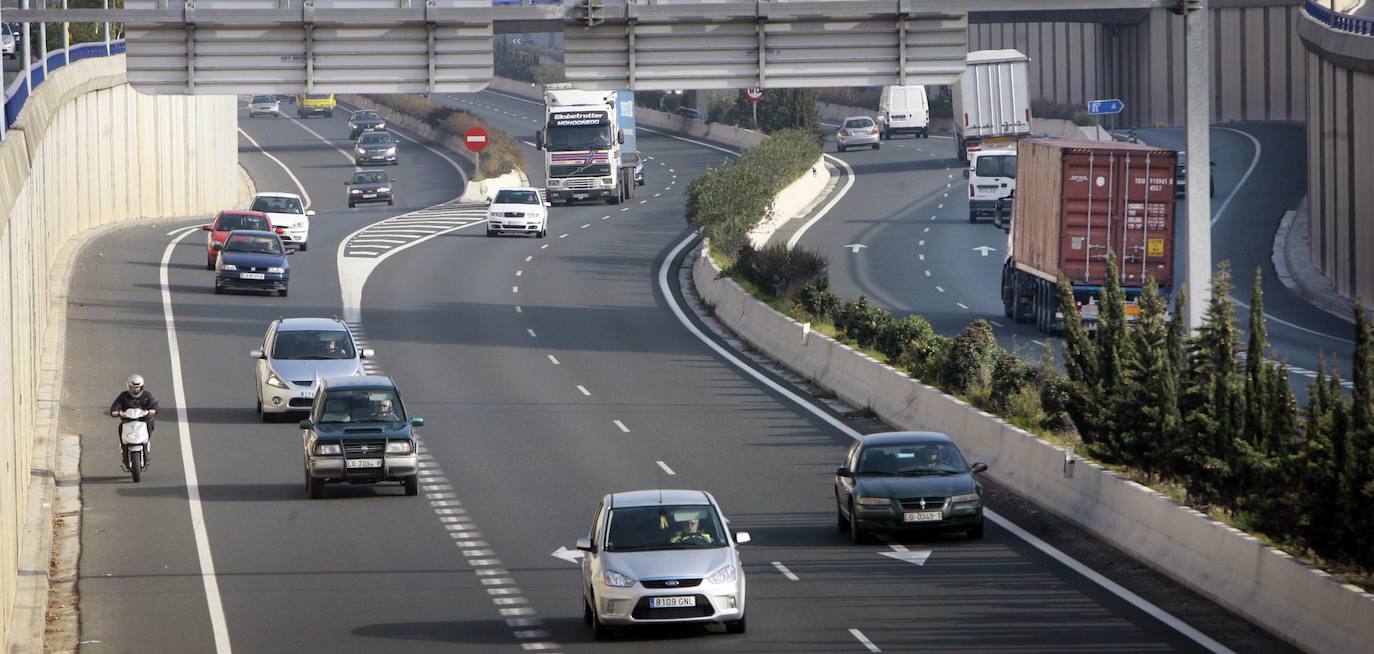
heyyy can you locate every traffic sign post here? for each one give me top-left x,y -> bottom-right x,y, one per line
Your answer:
1087,98 -> 1124,115
464,125 -> 489,174
745,87 -> 763,127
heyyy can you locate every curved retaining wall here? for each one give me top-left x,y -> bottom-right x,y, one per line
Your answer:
0,55 -> 237,650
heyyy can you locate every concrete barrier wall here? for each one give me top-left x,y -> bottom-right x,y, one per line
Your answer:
0,55 -> 237,650
692,246 -> 1374,654
748,155 -> 829,248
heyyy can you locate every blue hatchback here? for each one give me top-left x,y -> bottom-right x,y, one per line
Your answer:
213,230 -> 292,296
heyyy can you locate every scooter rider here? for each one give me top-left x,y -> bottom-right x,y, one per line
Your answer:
110,374 -> 159,460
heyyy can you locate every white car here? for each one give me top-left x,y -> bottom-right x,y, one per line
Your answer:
251,317 -> 373,421
247,94 -> 280,118
836,116 -> 880,152
2,26 -> 16,60
486,187 -> 549,238
249,192 -> 313,250
965,148 -> 1017,226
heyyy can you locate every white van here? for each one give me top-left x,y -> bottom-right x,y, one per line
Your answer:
878,85 -> 930,139
965,148 -> 1017,225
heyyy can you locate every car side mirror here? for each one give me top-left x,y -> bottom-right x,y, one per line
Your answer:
410,417 -> 424,427
971,462 -> 988,474
835,467 -> 853,478
616,129 -> 625,145
575,536 -> 595,553
361,348 -> 375,359
962,169 -> 969,178
306,210 -> 316,216
250,349 -> 264,359
298,419 -> 313,429
200,224 -> 212,231
735,532 -> 751,545
390,178 -> 398,182
212,242 -> 224,250
285,249 -> 296,255
536,130 -> 544,149
345,181 -> 351,188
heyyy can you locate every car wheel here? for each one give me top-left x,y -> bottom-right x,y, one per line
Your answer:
725,615 -> 747,634
969,211 -> 977,223
967,519 -> 985,540
583,597 -> 594,626
299,241 -> 308,252
591,599 -> 613,641
307,470 -> 324,500
257,399 -> 269,423
348,202 -> 355,208
837,502 -> 848,532
214,284 -> 224,295
486,229 -> 496,238
206,259 -> 215,271
873,143 -> 880,150
387,198 -> 394,206
404,474 -> 419,496
279,287 -> 289,298
849,502 -> 868,544
838,145 -> 846,153
537,229 -> 546,239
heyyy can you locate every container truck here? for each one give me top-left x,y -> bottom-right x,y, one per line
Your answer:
537,84 -> 638,205
999,139 -> 1179,335
952,49 -> 1032,162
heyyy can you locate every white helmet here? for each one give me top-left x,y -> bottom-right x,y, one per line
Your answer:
127,374 -> 145,395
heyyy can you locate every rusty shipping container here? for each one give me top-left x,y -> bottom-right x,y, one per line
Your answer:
1001,139 -> 1178,334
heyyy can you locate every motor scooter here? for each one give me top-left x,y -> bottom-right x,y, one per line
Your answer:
116,407 -> 151,482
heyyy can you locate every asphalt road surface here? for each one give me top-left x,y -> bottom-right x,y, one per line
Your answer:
61,94 -> 1296,653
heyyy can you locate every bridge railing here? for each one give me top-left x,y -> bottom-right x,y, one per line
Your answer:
1306,0 -> 1374,36
3,39 -> 127,135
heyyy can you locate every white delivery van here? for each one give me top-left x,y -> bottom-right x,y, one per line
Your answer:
877,85 -> 930,139
965,147 -> 1017,226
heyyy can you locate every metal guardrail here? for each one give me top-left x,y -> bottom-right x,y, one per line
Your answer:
3,39 -> 126,134
1306,0 -> 1374,36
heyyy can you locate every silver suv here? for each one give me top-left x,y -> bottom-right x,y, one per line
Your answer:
251,317 -> 373,421
577,490 -> 750,640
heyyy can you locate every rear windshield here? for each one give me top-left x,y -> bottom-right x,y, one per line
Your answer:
844,118 -> 874,128
272,329 -> 356,360
974,154 -> 1017,179
305,93 -> 332,101
494,190 -> 540,204
216,213 -> 270,231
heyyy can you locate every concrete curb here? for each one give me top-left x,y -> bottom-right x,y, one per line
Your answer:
691,242 -> 1374,654
1271,195 -> 1371,324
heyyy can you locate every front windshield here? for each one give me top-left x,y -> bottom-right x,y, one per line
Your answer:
352,111 -> 380,121
216,213 -> 270,231
494,190 -> 540,204
856,442 -> 969,475
604,505 -> 726,551
545,125 -> 611,152
272,330 -> 356,360
251,95 -> 275,103
359,133 -> 394,145
975,154 -> 1017,179
352,172 -> 387,185
250,196 -> 304,215
223,234 -> 284,255
317,389 -> 405,424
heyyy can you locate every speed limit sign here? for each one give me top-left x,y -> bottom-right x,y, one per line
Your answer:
744,87 -> 764,103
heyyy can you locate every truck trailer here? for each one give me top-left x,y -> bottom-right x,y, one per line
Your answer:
538,85 -> 638,205
952,49 -> 1032,162
1000,139 -> 1179,335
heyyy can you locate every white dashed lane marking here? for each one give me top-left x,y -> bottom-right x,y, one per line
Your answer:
613,420 -> 630,433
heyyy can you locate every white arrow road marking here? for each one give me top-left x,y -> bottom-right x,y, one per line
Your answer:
551,546 -> 584,564
879,540 -> 933,566
845,244 -> 868,253
972,245 -> 997,257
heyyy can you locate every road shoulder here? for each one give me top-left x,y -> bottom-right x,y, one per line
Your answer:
1272,195 -> 1373,324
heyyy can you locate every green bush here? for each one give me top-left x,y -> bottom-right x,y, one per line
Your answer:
896,331 -> 950,384
876,315 -> 936,362
941,320 -> 1001,394
799,278 -> 841,320
734,244 -> 828,303
833,296 -> 891,351
689,130 -> 821,254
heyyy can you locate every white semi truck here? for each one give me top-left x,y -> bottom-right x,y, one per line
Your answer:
537,84 -> 639,205
952,49 -> 1032,162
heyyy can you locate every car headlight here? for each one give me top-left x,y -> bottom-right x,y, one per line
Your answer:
355,148 -> 365,155
601,177 -> 615,186
377,122 -> 386,130
856,496 -> 891,506
705,564 -> 737,585
221,263 -> 238,271
377,187 -> 391,193
548,179 -> 562,187
313,443 -> 341,455
603,568 -> 635,588
350,189 -> 362,194
384,147 -> 396,156
267,266 -> 285,274
950,493 -> 981,504
265,371 -> 289,389
386,440 -> 413,454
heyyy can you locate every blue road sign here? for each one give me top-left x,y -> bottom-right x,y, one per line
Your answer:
1088,99 -> 1124,115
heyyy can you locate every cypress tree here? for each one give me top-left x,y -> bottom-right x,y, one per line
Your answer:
1244,268 -> 1268,448
1345,303 -> 1373,565
1184,262 -> 1244,506
1264,362 -> 1299,457
1057,273 -> 1101,445
1161,284 -> 1190,479
1121,277 -> 1177,476
1095,254 -> 1131,458
1299,361 -> 1339,553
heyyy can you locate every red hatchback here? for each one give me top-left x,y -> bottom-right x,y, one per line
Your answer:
202,210 -> 275,269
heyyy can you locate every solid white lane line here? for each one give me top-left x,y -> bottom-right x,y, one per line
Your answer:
786,153 -> 856,249
165,225 -> 201,237
771,561 -> 800,581
660,231 -> 1230,653
613,420 -> 630,433
849,628 -> 881,653
577,385 -> 591,396
238,128 -> 314,210
656,461 -> 676,476
160,230 -> 234,654
527,329 -> 537,338
547,355 -> 560,365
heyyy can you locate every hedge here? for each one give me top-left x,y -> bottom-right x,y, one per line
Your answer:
685,129 -> 821,254
360,94 -> 524,181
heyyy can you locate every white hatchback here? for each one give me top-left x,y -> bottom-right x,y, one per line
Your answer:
486,187 -> 549,238
249,192 -> 313,250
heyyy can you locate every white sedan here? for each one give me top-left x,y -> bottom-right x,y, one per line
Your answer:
486,187 -> 549,238
249,192 -> 313,251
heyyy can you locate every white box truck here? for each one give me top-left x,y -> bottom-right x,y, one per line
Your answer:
537,84 -> 638,205
952,49 -> 1032,162
877,85 -> 929,139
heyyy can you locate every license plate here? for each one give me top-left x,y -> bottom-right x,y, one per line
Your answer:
346,458 -> 382,469
299,391 -> 315,399
649,596 -> 696,608
573,193 -> 589,200
240,272 -> 265,280
362,193 -> 377,198
903,511 -> 943,523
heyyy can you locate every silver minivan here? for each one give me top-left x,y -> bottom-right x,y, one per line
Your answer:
251,317 -> 373,421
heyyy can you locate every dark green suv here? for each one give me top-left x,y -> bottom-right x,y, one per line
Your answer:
300,375 -> 422,499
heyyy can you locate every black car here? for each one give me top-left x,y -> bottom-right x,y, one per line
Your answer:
835,432 -> 987,542
354,131 -> 399,166
346,169 -> 396,208
213,230 -> 292,296
300,376 -> 422,499
348,110 -> 387,139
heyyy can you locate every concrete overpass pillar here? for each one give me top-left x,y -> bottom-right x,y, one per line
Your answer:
1183,0 -> 1212,334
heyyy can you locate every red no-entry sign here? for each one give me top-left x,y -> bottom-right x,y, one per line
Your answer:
463,126 -> 489,153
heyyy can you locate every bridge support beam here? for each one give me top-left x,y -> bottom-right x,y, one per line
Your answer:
1183,0 -> 1211,334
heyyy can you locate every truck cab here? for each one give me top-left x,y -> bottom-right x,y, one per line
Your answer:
296,93 -> 336,118
538,85 -> 638,206
966,148 -> 1017,226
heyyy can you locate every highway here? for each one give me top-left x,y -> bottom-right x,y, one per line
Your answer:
62,93 -> 1296,653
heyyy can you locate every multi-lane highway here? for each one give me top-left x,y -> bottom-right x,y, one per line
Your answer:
62,92 -> 1296,652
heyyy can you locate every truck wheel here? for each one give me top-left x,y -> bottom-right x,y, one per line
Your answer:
307,469 -> 324,499
404,474 -> 419,496
969,210 -> 978,224
1001,265 -> 1015,319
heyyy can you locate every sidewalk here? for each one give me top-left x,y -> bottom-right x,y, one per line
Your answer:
1272,195 -> 1373,324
